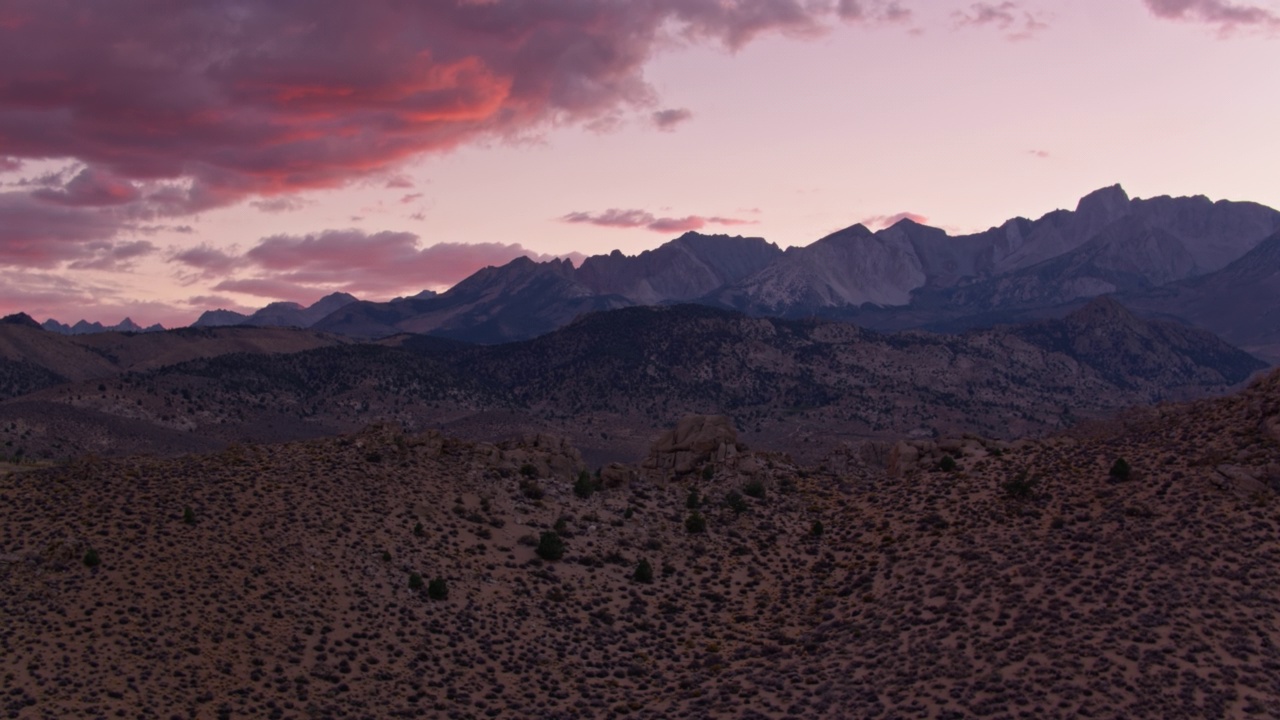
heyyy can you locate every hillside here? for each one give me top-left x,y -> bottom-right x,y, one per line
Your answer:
4,370 -> 1280,717
3,301 -> 1261,465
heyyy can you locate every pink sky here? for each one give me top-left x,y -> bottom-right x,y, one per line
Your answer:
1,0 -> 1278,326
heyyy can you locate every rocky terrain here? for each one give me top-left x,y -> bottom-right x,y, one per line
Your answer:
5,367 -> 1280,718
0,300 -> 1263,466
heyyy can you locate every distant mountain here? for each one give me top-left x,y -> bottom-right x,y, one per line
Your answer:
2,312 -> 42,329
41,317 -> 165,335
313,233 -> 780,342
710,185 -> 1280,322
314,258 -> 631,343
193,292 -> 358,329
575,231 -> 782,303
1120,230 -> 1280,363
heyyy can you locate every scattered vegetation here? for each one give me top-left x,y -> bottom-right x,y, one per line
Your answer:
573,470 -> 596,499
82,548 -> 100,568
536,531 -> 565,561
633,558 -> 654,584
939,455 -> 957,472
685,511 -> 706,534
408,572 -> 424,590
1110,457 -> 1132,481
427,577 -> 448,600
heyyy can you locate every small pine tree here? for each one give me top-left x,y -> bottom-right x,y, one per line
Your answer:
536,531 -> 565,561
633,558 -> 654,584
685,511 -> 706,534
1109,458 -> 1131,481
408,572 -> 424,590
574,471 -> 595,499
686,487 -> 701,510
939,455 -> 957,472
811,520 -> 824,537
414,522 -> 425,537
182,506 -> 196,525
427,577 -> 448,600
83,548 -> 100,568
725,490 -> 748,515
381,550 -> 392,562
743,479 -> 766,500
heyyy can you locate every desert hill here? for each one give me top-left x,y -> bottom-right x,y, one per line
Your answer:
4,368 -> 1280,717
1,300 -> 1263,465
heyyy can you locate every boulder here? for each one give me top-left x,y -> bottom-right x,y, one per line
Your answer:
644,415 -> 742,475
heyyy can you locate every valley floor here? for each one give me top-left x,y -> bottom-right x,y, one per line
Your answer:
4,375 -> 1280,719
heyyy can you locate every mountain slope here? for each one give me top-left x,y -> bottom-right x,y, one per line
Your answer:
575,231 -> 782,303
1121,230 -> 1280,362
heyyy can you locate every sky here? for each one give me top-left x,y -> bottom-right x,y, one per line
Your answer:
1,0 -> 1278,327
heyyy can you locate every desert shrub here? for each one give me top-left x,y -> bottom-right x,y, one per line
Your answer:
1003,471 -> 1038,500
701,465 -> 714,481
939,455 -> 957,472
685,511 -> 707,534
725,490 -> 748,515
536,531 -> 565,561
427,578 -> 448,600
1109,458 -> 1131,481
182,506 -> 196,525
634,558 -> 654,584
574,471 -> 595,499
519,463 -> 537,478
519,478 -> 544,500
381,550 -> 392,562
743,479 -> 766,500
623,507 -> 634,520
408,572 -> 423,590
83,548 -> 100,568
686,487 -> 701,510
413,522 -> 425,537
810,520 -> 824,537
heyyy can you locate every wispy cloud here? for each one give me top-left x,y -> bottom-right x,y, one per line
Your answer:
953,2 -> 1050,40
562,208 -> 756,233
1143,0 -> 1280,33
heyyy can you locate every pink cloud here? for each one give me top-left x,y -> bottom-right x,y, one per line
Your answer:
170,244 -> 242,279
652,108 -> 694,131
0,157 -> 21,173
66,240 -> 156,271
562,208 -> 756,233
0,1 -> 847,268
207,229 -> 583,301
0,193 -> 124,267
861,211 -> 929,229
250,196 -> 311,213
1028,149 -> 1051,159
384,175 -> 416,189
837,1 -> 913,23
30,167 -> 140,207
400,193 -> 424,204
953,2 -> 1050,40
1143,0 -> 1280,30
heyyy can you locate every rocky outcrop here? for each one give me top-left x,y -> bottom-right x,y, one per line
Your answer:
643,415 -> 743,475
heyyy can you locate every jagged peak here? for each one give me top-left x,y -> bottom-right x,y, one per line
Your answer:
1075,184 -> 1131,218
1,312 -> 42,329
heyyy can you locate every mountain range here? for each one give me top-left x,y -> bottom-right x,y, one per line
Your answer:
23,185 -> 1279,360
304,185 -> 1280,356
